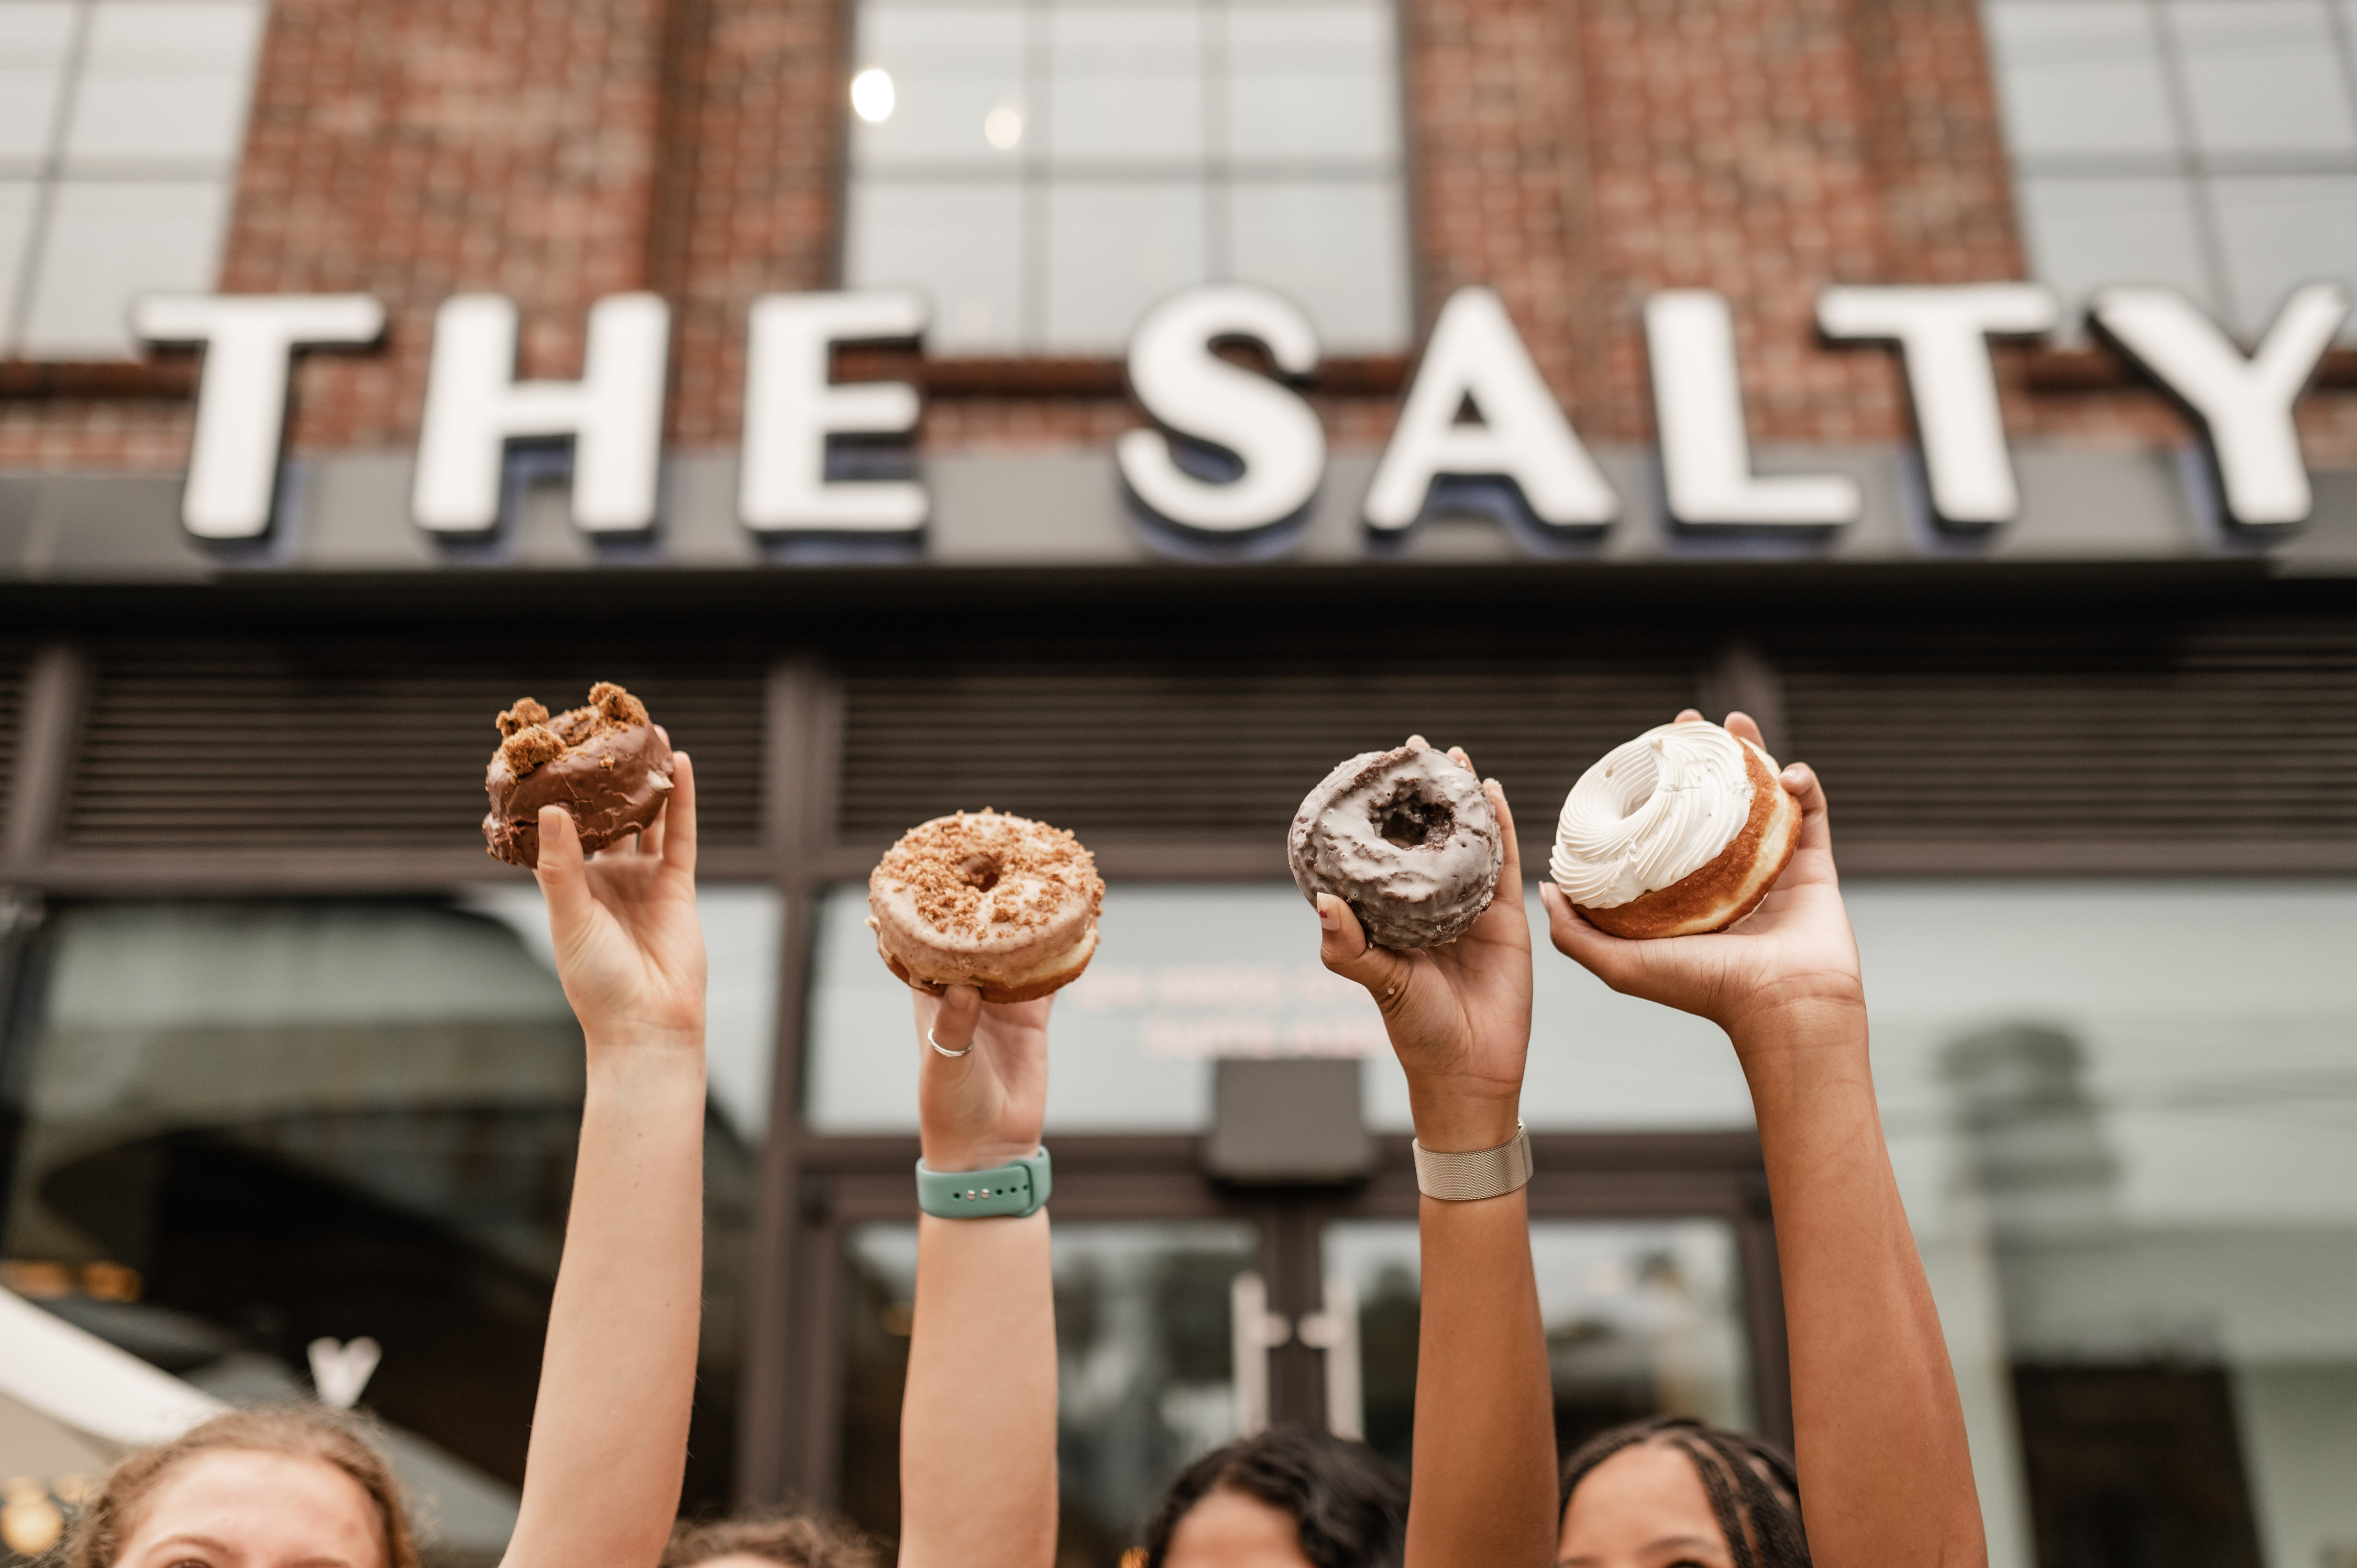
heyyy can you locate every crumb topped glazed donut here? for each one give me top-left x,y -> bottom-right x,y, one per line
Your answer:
1288,741 -> 1503,950
869,810 -> 1105,1003
483,682 -> 674,869
1550,719 -> 1800,938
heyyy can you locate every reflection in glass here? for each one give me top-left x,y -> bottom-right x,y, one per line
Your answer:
1323,1219 -> 1755,1473
850,7 -> 1026,167
840,1221 -> 1255,1567
1984,1 -> 2178,157
0,897 -> 778,1554
2171,1 -> 2356,156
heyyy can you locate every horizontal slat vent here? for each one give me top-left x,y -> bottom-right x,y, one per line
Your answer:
1777,621 -> 2357,845
64,645 -> 765,852
0,652 -> 25,818
838,653 -> 1704,840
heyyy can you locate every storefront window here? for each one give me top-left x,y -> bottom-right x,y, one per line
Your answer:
0,891 -> 781,1555
841,0 -> 1408,352
0,1 -> 267,358
1981,0 -> 2357,336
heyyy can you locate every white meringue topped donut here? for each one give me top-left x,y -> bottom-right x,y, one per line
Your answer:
1550,720 -> 1800,938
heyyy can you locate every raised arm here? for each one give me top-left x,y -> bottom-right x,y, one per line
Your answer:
503,754 -> 708,1568
1317,742 -> 1558,1568
1545,712 -> 1985,1568
896,985 -> 1059,1568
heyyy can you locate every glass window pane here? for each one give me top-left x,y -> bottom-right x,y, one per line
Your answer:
1983,0 -> 2178,157
0,3 -> 75,163
1325,1218 -> 1756,1471
839,1221 -> 1257,1553
850,6 -> 1027,170
1225,4 -> 1397,163
1857,881 -> 2357,1568
1042,179 -> 1206,348
0,178 -> 36,351
1229,178 -> 1409,352
65,2 -> 266,167
2014,173 -> 2217,325
19,177 -> 230,357
845,178 -> 1024,351
1046,6 -> 1204,163
2170,0 -> 2357,155
2210,174 -> 2357,338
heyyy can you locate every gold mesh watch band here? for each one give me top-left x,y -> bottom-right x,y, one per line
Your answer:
1411,1120 -> 1534,1201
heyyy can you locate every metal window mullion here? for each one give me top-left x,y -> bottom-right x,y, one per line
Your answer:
1204,0 -> 1227,281
6,0 -> 98,356
2147,0 -> 2239,330
1021,0 -> 1052,349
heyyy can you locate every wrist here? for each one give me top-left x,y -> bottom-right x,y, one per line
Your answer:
919,1133 -> 1043,1172
1405,1088 -> 1521,1153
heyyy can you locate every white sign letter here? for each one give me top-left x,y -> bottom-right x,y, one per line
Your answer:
413,292 -> 669,534
130,294 -> 385,539
1647,290 -> 1862,528
1117,284 -> 1325,533
1817,283 -> 2056,527
1364,286 -> 1616,532
740,291 -> 928,533
2091,283 -> 2347,528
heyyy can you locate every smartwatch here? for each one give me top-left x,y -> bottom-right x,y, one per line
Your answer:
916,1146 -> 1052,1219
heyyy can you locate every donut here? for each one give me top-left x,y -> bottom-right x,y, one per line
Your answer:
1549,719 -> 1800,938
868,810 -> 1104,1003
483,682 -> 674,869
1288,742 -> 1503,950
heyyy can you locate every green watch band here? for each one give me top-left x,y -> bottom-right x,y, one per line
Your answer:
915,1146 -> 1052,1219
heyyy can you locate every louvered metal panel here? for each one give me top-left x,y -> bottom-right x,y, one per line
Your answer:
1776,621 -> 2357,846
0,652 -> 25,819
837,653 -> 1704,840
63,645 -> 765,851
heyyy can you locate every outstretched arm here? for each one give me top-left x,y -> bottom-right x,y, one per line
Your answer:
897,986 -> 1059,1568
1545,711 -> 1984,1568
504,756 -> 709,1568
1318,741 -> 1557,1568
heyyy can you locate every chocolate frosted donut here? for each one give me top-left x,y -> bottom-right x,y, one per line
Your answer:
483,682 -> 674,868
1288,742 -> 1503,949
869,810 -> 1105,1004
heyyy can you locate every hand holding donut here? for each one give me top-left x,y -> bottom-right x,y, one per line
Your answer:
1314,741 -> 1533,1152
1543,710 -> 1864,1046
913,986 -> 1051,1173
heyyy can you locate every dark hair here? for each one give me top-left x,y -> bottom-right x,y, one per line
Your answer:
660,1509 -> 878,1568
67,1407 -> 418,1568
1557,1417 -> 1809,1568
1142,1428 -> 1408,1568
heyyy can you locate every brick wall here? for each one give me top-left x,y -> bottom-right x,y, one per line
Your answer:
6,0 -> 2352,471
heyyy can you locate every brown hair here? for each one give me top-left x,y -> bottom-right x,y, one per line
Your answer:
1558,1417 -> 1809,1568
65,1407 -> 418,1568
660,1510 -> 878,1568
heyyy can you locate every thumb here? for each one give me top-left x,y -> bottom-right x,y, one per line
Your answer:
1316,893 -> 1412,1009
532,805 -> 596,942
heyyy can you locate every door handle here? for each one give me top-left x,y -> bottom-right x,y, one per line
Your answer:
1231,1272 -> 1362,1441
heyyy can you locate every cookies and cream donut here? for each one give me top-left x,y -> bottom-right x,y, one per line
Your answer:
869,810 -> 1104,1003
484,682 -> 674,869
1288,742 -> 1504,950
1550,720 -> 1800,938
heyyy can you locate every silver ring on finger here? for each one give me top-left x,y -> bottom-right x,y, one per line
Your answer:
928,1026 -> 975,1059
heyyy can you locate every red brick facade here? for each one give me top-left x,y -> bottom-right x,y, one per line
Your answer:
12,0 -> 2350,471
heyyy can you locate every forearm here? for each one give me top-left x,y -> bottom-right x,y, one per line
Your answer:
1734,1004 -> 1984,1568
899,1211 -> 1059,1568
506,1048 -> 707,1568
1404,1187 -> 1558,1568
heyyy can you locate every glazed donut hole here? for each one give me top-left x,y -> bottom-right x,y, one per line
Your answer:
956,851 -> 1003,892
1370,779 -> 1457,849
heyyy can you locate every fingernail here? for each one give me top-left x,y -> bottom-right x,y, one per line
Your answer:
1315,896 -> 1339,930
1782,764 -> 1806,785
